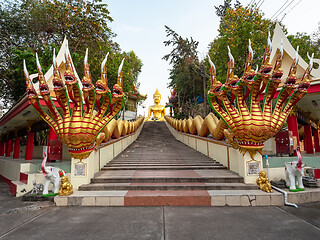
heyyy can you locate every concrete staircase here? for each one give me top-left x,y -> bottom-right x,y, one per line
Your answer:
52,121 -> 263,207
54,121 -> 320,206
79,122 -> 256,192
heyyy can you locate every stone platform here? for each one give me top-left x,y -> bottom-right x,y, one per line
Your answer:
55,121 -> 320,206
55,188 -> 320,206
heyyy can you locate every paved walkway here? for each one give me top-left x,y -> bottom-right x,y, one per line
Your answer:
1,179 -> 320,240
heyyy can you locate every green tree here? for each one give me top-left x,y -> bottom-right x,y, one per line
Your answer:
105,51 -> 142,94
209,5 -> 275,84
287,32 -> 320,68
214,0 -> 232,21
163,25 -> 204,118
214,0 -> 242,22
0,0 -> 142,107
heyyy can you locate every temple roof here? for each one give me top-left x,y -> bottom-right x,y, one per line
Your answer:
269,23 -> 320,124
0,38 -> 81,136
270,22 -> 320,82
32,38 -> 82,97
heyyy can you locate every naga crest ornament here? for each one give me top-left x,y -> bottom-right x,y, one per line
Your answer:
24,42 -> 125,160
208,35 -> 313,159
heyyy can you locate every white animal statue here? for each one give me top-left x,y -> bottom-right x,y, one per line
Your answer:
285,147 -> 304,191
30,180 -> 43,195
41,152 -> 66,195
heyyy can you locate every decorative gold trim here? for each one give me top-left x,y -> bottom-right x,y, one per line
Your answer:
240,146 -> 263,161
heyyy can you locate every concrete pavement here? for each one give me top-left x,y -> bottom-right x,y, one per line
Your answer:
1,180 -> 320,239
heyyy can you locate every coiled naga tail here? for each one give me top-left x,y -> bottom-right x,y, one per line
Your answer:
208,36 -> 313,159
24,43 -> 125,160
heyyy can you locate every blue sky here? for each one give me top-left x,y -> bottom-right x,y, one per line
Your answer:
105,0 -> 320,116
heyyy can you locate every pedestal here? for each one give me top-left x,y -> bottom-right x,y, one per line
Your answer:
242,151 -> 263,184
70,150 -> 98,190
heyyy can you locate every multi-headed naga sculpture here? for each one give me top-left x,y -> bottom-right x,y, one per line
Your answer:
207,36 -> 313,158
24,43 -> 125,160
166,35 -> 313,160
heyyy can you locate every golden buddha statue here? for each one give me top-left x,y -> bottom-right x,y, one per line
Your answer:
146,88 -> 166,121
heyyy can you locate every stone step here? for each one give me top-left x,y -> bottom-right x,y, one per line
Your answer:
106,161 -> 221,164
101,166 -> 227,171
75,122 -> 258,206
90,176 -> 243,184
109,159 -> 216,162
108,158 -> 218,161
79,182 -> 257,191
105,163 -> 223,167
55,189 -> 320,207
105,162 -> 222,165
109,157 -> 217,160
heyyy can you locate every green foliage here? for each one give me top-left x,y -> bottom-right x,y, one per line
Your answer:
105,51 -> 142,94
209,5 -> 275,84
163,25 -> 203,107
163,1 -> 320,119
214,0 -> 242,23
287,32 -> 320,68
0,0 -> 142,107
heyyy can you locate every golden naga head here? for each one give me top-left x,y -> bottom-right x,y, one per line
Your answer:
95,52 -> 111,97
52,49 -> 65,92
64,46 -> 78,86
36,53 -> 50,96
271,39 -> 284,86
24,60 -> 38,99
258,32 -> 273,78
223,47 -> 239,94
111,58 -> 125,106
81,49 -> 95,93
284,46 -> 299,89
294,53 -> 313,96
207,57 -> 223,99
240,39 -> 256,87
207,37 -> 312,158
153,88 -> 161,104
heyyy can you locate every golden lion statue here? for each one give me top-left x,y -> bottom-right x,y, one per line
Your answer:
256,171 -> 273,193
58,176 -> 73,196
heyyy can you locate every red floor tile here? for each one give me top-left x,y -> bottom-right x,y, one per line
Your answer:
124,190 -> 211,206
130,182 -> 206,186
